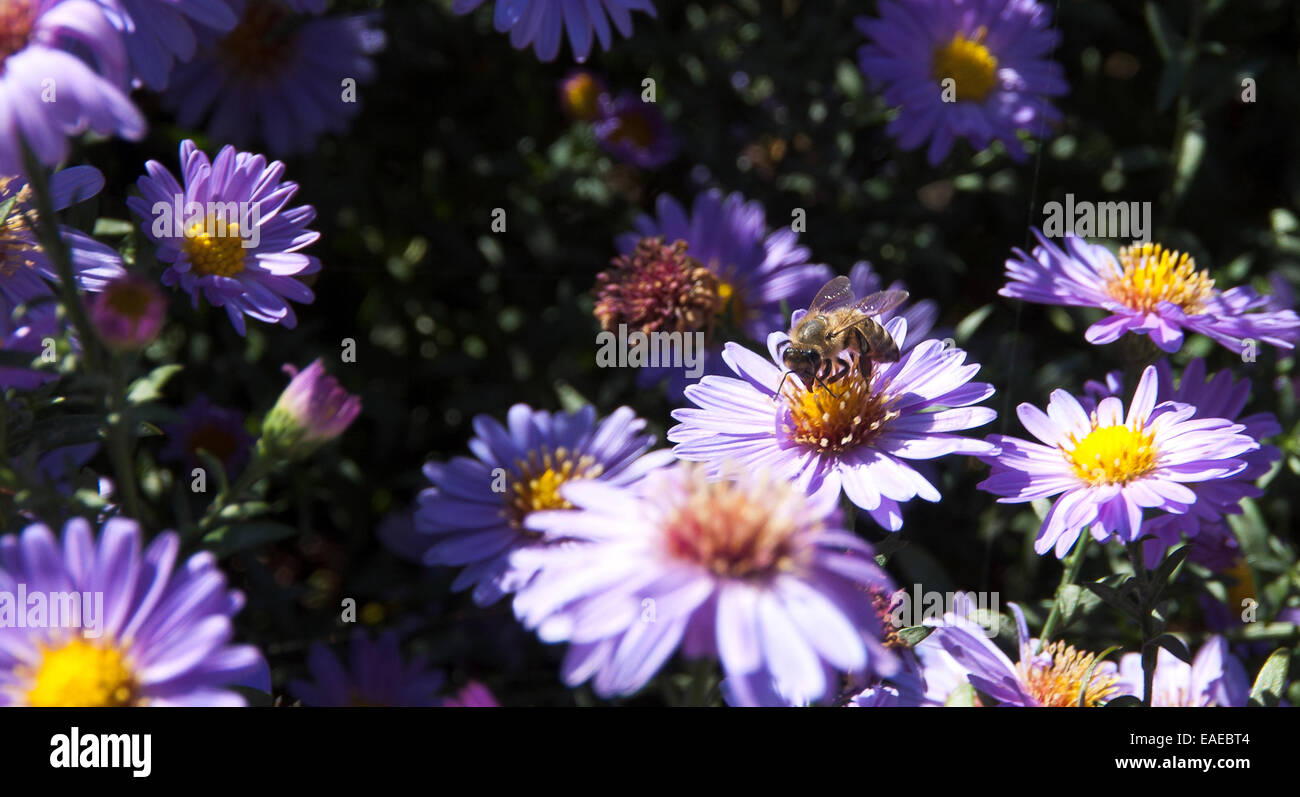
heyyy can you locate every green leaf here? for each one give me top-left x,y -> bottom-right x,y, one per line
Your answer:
1248,649 -> 1290,707
954,304 -> 993,343
202,522 -> 297,558
0,194 -> 18,226
126,364 -> 184,405
195,448 -> 230,497
1079,645 -> 1122,707
1150,634 -> 1191,664
944,682 -> 977,707
1153,544 -> 1190,587
898,626 -> 933,647
1144,2 -> 1176,61
1105,695 -> 1144,707
92,218 -> 135,236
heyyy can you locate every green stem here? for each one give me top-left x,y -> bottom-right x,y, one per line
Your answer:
106,354 -> 142,520
684,657 -> 715,707
1127,542 -> 1156,708
1037,532 -> 1090,653
196,452 -> 272,536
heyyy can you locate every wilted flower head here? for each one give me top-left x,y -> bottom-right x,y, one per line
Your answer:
0,0 -> 145,175
0,517 -> 268,706
453,0 -> 657,63
288,630 -> 444,707
127,140 -> 321,335
593,93 -> 677,168
1118,636 -> 1250,706
979,365 -> 1261,558
593,237 -> 722,336
261,358 -> 362,460
1002,233 -> 1300,353
162,0 -> 385,154
926,603 -> 1126,707
512,462 -> 902,706
88,274 -> 167,351
558,70 -> 608,121
855,0 -> 1067,164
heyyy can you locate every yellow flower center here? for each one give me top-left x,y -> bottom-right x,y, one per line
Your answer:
932,28 -> 999,102
105,280 -> 155,320
1018,640 -> 1120,707
563,73 -> 603,121
661,465 -> 810,580
23,639 -> 139,707
505,447 -> 604,526
782,360 -> 899,454
183,217 -> 247,278
0,0 -> 35,64
1105,242 -> 1215,314
1063,421 -> 1158,485
0,180 -> 39,277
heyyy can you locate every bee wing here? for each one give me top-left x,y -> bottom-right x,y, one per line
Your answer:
851,290 -> 909,318
807,276 -> 855,314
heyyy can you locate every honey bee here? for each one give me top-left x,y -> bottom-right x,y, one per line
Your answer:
776,276 -> 908,395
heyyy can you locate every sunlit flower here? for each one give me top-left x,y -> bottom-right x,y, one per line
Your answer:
453,0 -> 656,63
593,93 -> 677,168
162,0 -> 385,154
0,0 -> 145,175
512,463 -> 902,706
260,358 -> 362,460
1002,232 -> 1300,353
1118,636 -> 1250,706
978,365 -> 1260,558
926,603 -> 1126,706
670,322 -> 997,531
127,140 -> 321,335
288,630 -> 444,707
855,0 -> 1067,164
0,517 -> 268,706
413,404 -> 674,606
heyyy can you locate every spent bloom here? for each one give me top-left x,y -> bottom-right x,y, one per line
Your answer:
413,404 -> 673,606
1118,636 -> 1250,707
288,630 -> 445,707
855,0 -> 1067,164
978,365 -> 1260,558
98,0 -> 239,89
0,517 -> 268,706
162,0 -> 385,155
926,603 -> 1126,706
593,93 -> 677,168
512,463 -> 902,706
87,274 -> 167,351
1002,232 -> 1300,353
127,140 -> 321,335
0,0 -> 145,175
611,190 -> 833,396
0,166 -> 126,323
670,321 -> 997,531
160,395 -> 253,475
260,359 -> 362,461
453,0 -> 656,62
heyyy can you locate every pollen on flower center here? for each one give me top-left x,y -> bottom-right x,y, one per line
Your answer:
0,0 -> 35,64
183,217 -> 247,277
593,237 -> 725,338
505,447 -> 604,527
219,3 -> 296,79
1017,640 -> 1120,707
1063,422 -> 1157,485
931,28 -> 999,102
23,639 -> 139,707
1105,242 -> 1215,314
782,359 -> 900,454
661,467 -> 811,580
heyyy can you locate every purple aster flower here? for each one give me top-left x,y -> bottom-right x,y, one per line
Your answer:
610,190 -> 834,396
161,0 -> 385,155
926,603 -> 1126,706
855,0 -> 1068,164
1083,359 -> 1282,566
288,630 -> 444,707
0,517 -> 268,706
978,365 -> 1260,558
669,322 -> 998,531
1,166 -> 127,323
126,140 -> 321,335
512,463 -> 902,706
413,404 -> 674,607
593,93 -> 677,168
443,680 -> 500,707
160,395 -> 253,475
0,303 -> 59,390
87,273 -> 167,351
98,0 -> 239,90
1002,233 -> 1300,353
260,358 -> 362,460
1118,636 -> 1250,706
0,0 -> 145,176
453,0 -> 656,63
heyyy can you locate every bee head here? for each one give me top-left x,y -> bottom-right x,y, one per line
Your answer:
780,346 -> 820,390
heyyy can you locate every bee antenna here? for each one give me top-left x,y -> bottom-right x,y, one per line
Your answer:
774,370 -> 792,401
